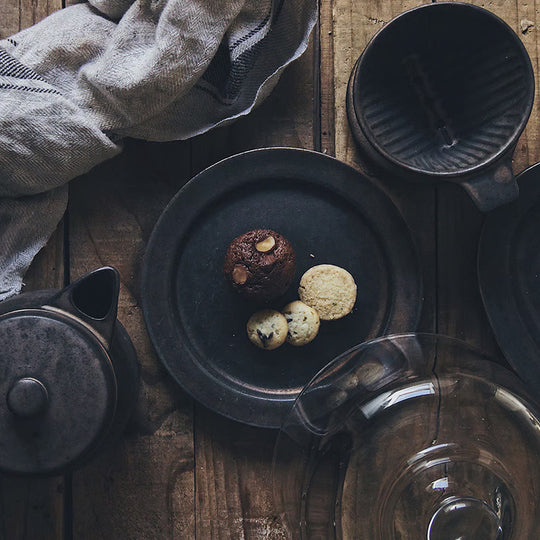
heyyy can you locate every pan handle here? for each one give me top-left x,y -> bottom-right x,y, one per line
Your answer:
461,158 -> 519,212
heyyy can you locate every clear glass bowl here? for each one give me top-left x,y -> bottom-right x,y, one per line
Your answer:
272,334 -> 540,539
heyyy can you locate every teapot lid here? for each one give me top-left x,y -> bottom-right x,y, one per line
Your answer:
0,307 -> 117,475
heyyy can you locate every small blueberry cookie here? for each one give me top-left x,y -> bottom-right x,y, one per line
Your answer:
281,301 -> 320,346
246,309 -> 288,350
298,264 -> 357,320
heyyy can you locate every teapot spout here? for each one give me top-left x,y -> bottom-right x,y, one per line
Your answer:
45,267 -> 120,350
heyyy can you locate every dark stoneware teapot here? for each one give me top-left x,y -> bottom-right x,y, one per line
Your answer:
0,267 -> 139,476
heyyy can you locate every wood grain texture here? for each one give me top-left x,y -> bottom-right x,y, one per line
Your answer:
0,475 -> 65,540
329,2 -> 437,537
68,141 -> 196,540
330,0 -> 436,334
191,35 -> 316,540
3,0 -> 540,537
516,0 -> 540,169
436,0 -> 537,358
0,0 -> 65,538
195,410 -> 287,540
319,0 -> 335,155
0,4 -> 19,38
332,0 -> 431,165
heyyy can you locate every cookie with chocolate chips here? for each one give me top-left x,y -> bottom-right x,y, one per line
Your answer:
246,309 -> 288,350
223,229 -> 296,303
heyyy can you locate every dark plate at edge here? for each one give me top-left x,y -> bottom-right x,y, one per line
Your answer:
141,148 -> 423,428
479,162 -> 540,398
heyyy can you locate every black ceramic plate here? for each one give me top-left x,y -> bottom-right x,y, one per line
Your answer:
142,148 -> 422,428
479,162 -> 540,398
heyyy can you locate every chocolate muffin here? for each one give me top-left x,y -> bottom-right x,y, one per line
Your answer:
223,229 -> 296,303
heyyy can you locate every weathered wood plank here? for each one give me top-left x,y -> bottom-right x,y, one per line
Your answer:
0,228 -> 65,540
433,3 -> 540,525
333,0 -> 430,164
319,0 -> 335,156
0,474 -> 65,540
19,0 -> 56,32
0,0 -> 65,537
195,410 -> 286,540
331,0 -> 436,334
68,140 -> 196,539
330,3 -> 538,537
0,7 -> 19,38
330,2 -> 437,535
436,0 -> 535,357
55,6 -> 196,537
191,33 -> 316,540
5,0 -> 537,538
516,0 -> 540,169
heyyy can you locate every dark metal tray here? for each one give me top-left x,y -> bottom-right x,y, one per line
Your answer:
141,148 -> 422,428
479,162 -> 540,397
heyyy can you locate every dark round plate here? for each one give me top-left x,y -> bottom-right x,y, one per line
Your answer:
141,148 -> 422,428
479,162 -> 540,397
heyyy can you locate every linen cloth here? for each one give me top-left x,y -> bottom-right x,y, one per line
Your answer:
0,0 -> 316,300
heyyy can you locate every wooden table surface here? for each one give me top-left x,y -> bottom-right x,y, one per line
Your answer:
1,0 -> 539,538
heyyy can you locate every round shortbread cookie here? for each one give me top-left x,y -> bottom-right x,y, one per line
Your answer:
298,264 -> 357,320
282,301 -> 320,346
246,309 -> 288,350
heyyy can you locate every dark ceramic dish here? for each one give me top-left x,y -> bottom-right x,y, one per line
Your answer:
347,2 -> 534,212
141,148 -> 423,428
479,162 -> 540,399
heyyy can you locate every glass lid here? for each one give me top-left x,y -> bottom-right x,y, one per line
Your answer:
272,334 -> 540,539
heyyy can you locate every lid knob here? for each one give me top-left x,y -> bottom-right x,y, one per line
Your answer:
7,377 -> 49,418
